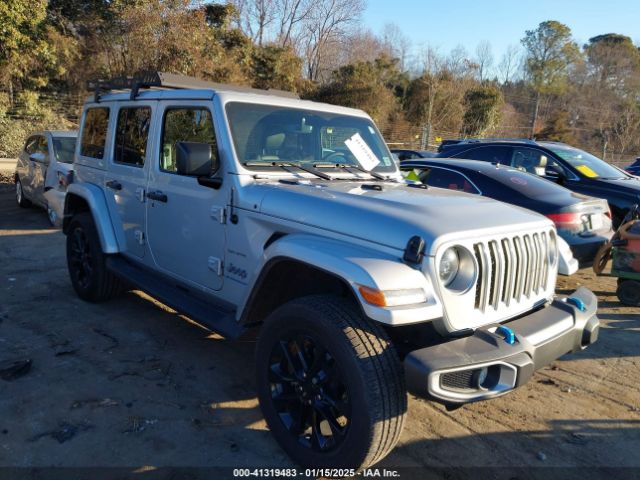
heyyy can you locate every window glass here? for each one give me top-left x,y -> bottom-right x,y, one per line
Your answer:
544,144 -> 626,179
161,108 -> 218,174
225,102 -> 396,173
454,146 -> 511,164
80,107 -> 110,159
52,137 -> 77,164
24,136 -> 39,155
37,136 -> 49,155
418,167 -> 479,193
114,107 -> 151,166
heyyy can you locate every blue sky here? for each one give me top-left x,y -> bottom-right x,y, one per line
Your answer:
364,0 -> 640,63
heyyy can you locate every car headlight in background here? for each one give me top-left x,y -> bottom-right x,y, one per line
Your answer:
438,246 -> 477,293
439,247 -> 460,286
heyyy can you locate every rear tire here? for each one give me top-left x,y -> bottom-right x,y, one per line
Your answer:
255,295 -> 407,471
66,212 -> 122,302
616,279 -> 640,306
593,239 -> 614,275
15,178 -> 31,208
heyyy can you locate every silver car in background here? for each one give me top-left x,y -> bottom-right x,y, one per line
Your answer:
14,130 -> 77,226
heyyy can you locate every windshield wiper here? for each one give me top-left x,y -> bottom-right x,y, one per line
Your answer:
244,161 -> 332,181
313,162 -> 391,181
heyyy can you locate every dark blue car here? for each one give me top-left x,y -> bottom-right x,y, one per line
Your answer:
625,157 -> 640,176
401,158 -> 613,265
436,139 -> 640,227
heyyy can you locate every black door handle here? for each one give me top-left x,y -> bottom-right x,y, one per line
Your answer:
147,190 -> 168,203
106,180 -> 122,191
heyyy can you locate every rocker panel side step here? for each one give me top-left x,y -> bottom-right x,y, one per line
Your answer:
106,256 -> 244,339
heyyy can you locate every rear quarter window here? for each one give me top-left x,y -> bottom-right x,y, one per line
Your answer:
80,107 -> 110,159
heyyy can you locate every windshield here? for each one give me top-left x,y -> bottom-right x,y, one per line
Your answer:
545,144 -> 626,179
225,102 -> 397,173
52,137 -> 77,164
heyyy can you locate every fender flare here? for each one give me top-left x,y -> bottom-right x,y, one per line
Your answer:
242,233 -> 443,326
63,183 -> 122,254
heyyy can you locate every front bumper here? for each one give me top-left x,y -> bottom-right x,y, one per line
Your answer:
404,287 -> 599,404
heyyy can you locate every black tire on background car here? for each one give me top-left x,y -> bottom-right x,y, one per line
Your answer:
15,178 -> 31,208
255,295 -> 407,471
616,279 -> 640,306
66,212 -> 122,302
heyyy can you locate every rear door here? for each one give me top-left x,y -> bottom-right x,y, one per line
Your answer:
146,101 -> 226,291
18,136 -> 39,198
103,102 -> 155,259
29,135 -> 50,206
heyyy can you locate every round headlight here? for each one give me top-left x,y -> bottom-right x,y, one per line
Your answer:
439,247 -> 460,286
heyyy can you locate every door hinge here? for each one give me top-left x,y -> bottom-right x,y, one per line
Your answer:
134,230 -> 145,245
135,187 -> 146,203
208,256 -> 223,276
210,206 -> 226,224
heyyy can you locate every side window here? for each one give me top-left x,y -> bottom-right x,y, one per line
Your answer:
511,148 -> 549,175
114,107 -> 151,167
37,136 -> 49,155
24,136 -> 39,154
420,167 -> 479,194
454,146 -> 511,164
161,108 -> 218,174
80,107 -> 110,159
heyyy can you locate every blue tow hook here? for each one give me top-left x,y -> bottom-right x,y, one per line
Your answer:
567,297 -> 586,312
496,326 -> 516,345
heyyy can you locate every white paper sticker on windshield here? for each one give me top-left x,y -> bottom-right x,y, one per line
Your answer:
344,133 -> 381,171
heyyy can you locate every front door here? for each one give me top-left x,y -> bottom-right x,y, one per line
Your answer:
146,102 -> 226,291
103,102 -> 155,259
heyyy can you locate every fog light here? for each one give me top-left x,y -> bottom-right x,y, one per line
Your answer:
476,367 -> 488,386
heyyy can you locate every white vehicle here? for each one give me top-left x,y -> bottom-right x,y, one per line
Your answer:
14,130 -> 77,226
63,72 -> 599,470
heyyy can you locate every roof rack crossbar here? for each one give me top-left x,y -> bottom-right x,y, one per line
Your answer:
86,71 -> 299,102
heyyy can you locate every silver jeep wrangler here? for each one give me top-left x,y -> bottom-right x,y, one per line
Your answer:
63,72 -> 599,470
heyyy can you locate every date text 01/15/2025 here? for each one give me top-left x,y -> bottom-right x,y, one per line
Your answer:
232,468 -> 400,478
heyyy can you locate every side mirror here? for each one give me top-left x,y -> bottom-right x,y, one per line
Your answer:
29,152 -> 46,163
545,164 -> 565,183
176,141 -> 220,178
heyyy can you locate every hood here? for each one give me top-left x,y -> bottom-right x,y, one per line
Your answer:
245,180 -> 554,254
583,176 -> 640,195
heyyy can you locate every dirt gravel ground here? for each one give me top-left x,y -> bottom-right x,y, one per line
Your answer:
0,175 -> 638,479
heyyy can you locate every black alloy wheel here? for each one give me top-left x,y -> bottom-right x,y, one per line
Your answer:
268,333 -> 350,452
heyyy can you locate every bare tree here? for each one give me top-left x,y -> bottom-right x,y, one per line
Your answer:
275,0 -> 315,48
230,0 -> 277,45
381,23 -> 411,71
475,40 -> 493,82
497,44 -> 521,84
339,28 -> 386,65
302,0 -> 365,81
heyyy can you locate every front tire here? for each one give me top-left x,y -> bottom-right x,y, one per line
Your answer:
255,295 -> 407,471
66,212 -> 122,302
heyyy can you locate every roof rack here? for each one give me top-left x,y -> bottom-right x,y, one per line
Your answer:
86,71 -> 300,103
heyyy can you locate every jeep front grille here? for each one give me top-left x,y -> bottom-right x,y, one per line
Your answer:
473,232 -> 550,312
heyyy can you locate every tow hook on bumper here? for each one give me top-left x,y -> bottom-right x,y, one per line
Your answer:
404,287 -> 599,405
